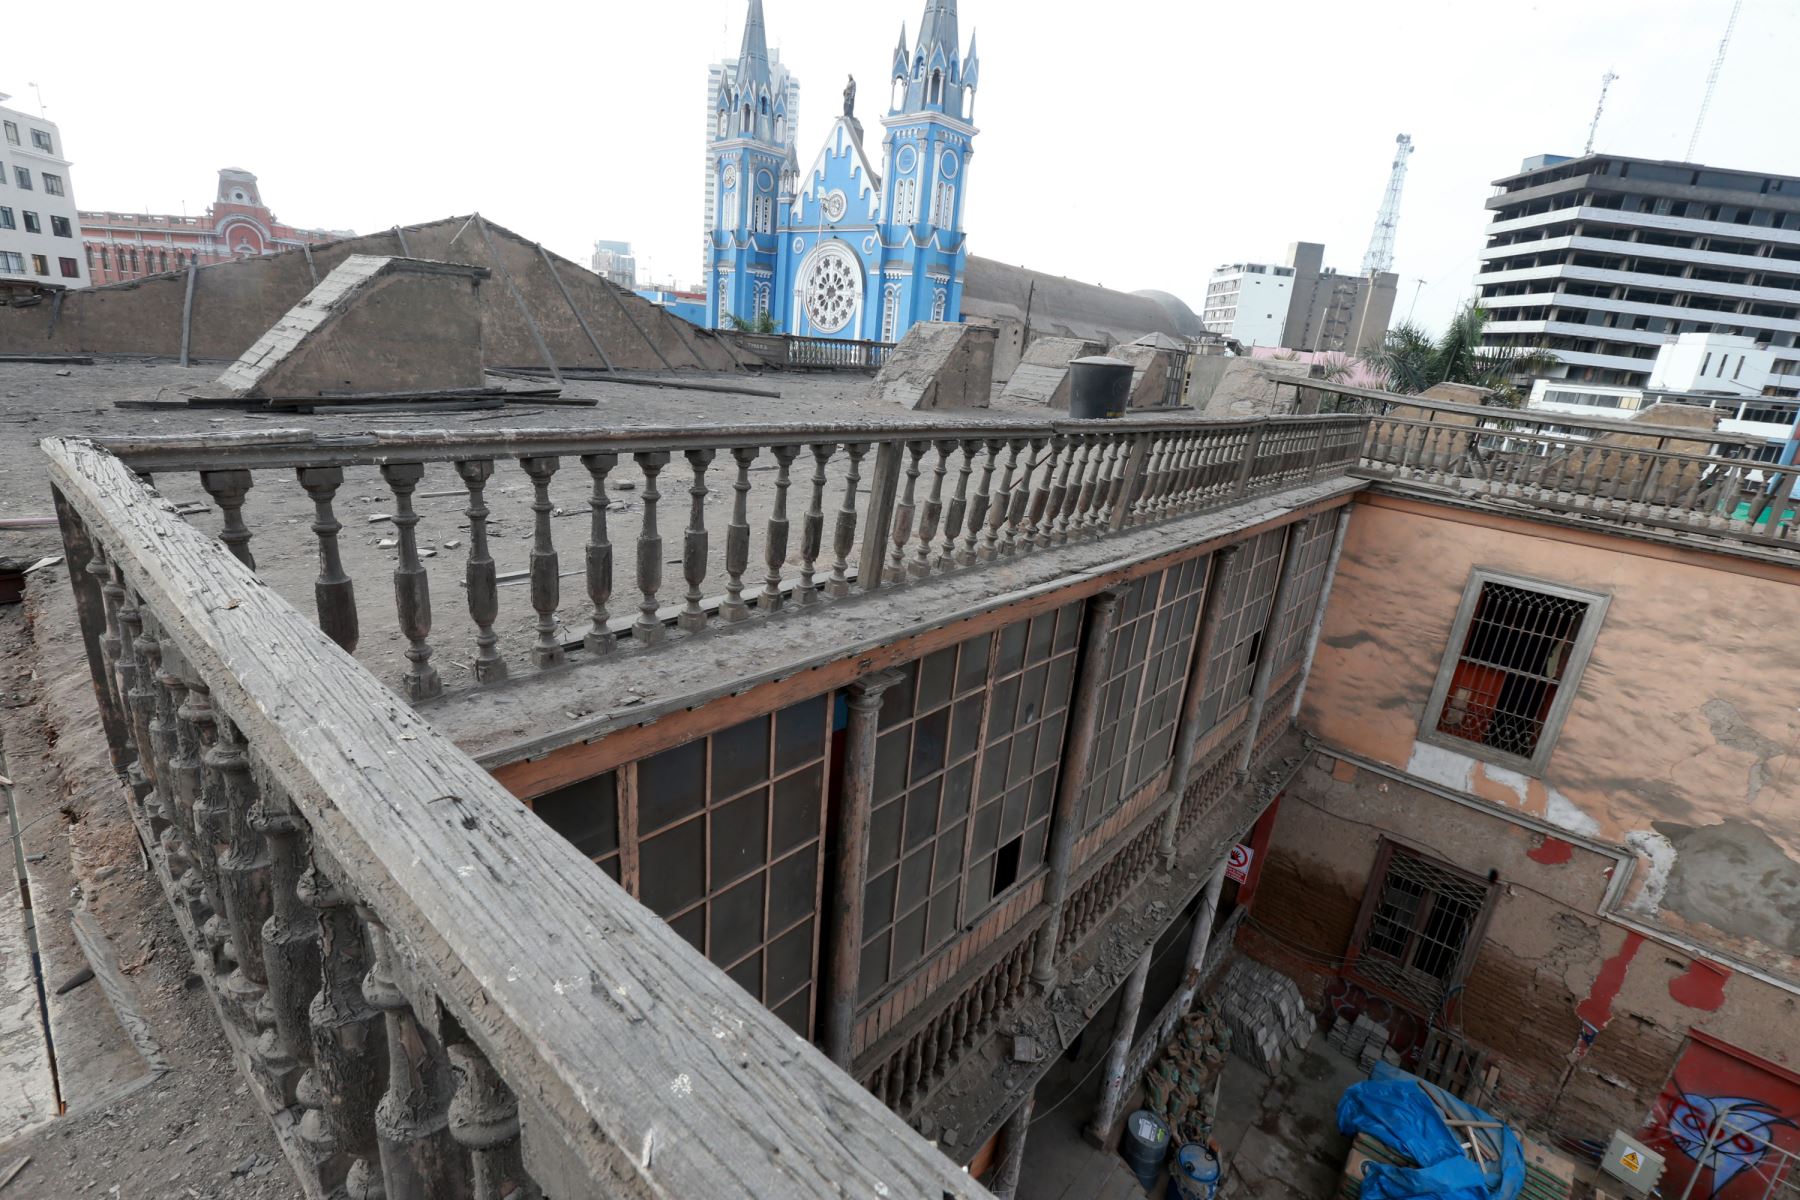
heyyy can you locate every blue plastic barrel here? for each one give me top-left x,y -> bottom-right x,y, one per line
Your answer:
1120,1109 -> 1170,1189
1167,1143 -> 1221,1200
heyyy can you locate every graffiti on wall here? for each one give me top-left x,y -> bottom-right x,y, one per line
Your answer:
1643,1034 -> 1800,1199
1320,976 -> 1426,1060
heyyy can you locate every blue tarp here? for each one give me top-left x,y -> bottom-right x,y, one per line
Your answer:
1336,1063 -> 1527,1200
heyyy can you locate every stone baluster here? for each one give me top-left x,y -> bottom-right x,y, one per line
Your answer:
632,451 -> 670,644
519,457 -> 566,668
249,770 -> 320,1107
1016,436 -> 1053,548
887,441 -> 926,578
295,848 -> 386,1190
761,445 -> 798,611
209,714 -> 273,1031
963,440 -> 1000,565
827,442 -> 868,598
380,463 -> 442,702
910,440 -> 951,578
298,467 -> 360,654
677,448 -> 715,632
935,440 -> 974,571
455,460 -> 506,682
448,1036 -> 539,1200
578,453 -> 618,657
1041,436 -> 1077,546
798,444 -> 831,605
360,909 -> 466,1200
201,468 -> 257,570
990,439 -> 1026,558
722,447 -> 757,622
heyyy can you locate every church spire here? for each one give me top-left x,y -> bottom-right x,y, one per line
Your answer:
736,0 -> 772,95
893,0 -> 975,119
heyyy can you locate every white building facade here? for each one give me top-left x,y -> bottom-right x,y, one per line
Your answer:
0,96 -> 88,294
1201,261 -> 1293,347
591,239 -> 637,288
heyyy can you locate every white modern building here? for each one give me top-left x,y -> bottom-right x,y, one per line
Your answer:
702,52 -> 799,279
0,95 -> 88,295
1201,261 -> 1294,347
1476,153 -> 1800,390
591,239 -> 637,288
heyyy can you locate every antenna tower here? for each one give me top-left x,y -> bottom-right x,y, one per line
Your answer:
1361,134 -> 1414,277
1686,0 -> 1742,161
1584,71 -> 1618,156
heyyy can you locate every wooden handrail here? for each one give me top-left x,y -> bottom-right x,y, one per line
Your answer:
44,435 -> 993,1200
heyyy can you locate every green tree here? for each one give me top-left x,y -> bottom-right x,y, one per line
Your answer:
1360,302 -> 1557,408
724,310 -> 780,335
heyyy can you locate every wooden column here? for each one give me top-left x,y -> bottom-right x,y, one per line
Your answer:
990,1093 -> 1034,1200
1236,518 -> 1314,774
1157,544 -> 1241,867
823,669 -> 904,1067
1086,945 -> 1153,1146
1030,588 -> 1123,991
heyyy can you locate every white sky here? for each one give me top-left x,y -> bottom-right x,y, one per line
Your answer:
9,0 -> 1798,334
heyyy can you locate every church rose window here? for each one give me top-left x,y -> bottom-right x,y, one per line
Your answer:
801,245 -> 860,334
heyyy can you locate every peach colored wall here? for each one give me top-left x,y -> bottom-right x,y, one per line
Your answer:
1301,494 -> 1800,981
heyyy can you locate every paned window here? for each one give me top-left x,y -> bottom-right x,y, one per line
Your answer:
58,257 -> 77,278
1080,556 -> 1210,829
51,214 -> 70,237
1351,842 -> 1492,1012
14,166 -> 29,190
1423,572 -> 1606,770
1263,516 -> 1340,672
1191,528 -> 1286,732
23,211 -> 39,233
30,129 -> 51,152
533,769 -> 622,882
2,121 -> 17,146
30,253 -> 47,275
0,251 -> 22,273
43,173 -> 63,196
0,207 -> 13,230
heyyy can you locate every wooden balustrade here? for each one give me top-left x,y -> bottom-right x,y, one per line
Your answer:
45,437 -> 991,1200
82,415 -> 1366,706
1057,820 -> 1161,956
1357,414 -> 1800,555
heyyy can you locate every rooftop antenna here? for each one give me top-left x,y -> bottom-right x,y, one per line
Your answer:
1686,0 -> 1742,162
1584,71 -> 1618,156
27,81 -> 45,116
1361,134 -> 1414,277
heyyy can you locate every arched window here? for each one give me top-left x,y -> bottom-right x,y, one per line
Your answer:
717,110 -> 728,138
759,96 -> 768,114
931,288 -> 947,322
929,70 -> 943,104
755,282 -> 771,319
775,116 -> 786,144
99,246 -> 109,270
881,284 -> 902,344
742,104 -> 752,133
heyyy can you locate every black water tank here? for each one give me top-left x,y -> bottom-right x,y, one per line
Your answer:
1068,356 -> 1132,419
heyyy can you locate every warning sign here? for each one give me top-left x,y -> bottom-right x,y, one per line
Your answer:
1620,1150 -> 1642,1174
1226,843 -> 1253,884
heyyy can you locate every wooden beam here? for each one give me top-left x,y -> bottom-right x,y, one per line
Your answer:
473,214 -> 562,386
534,242 -> 613,372
178,262 -> 197,367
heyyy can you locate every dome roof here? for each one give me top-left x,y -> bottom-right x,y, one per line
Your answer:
1131,289 -> 1204,339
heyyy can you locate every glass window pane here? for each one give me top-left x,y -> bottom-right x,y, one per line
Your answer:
772,764 -> 823,856
711,872 -> 766,966
639,741 -> 704,833
775,694 -> 827,774
640,819 -> 705,916
768,848 -> 817,933
712,715 -> 771,799
711,787 -> 768,889
533,771 -> 618,860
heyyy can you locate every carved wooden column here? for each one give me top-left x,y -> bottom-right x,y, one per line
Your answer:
1236,518 -> 1314,774
132,617 -> 176,844
520,457 -> 566,668
798,443 -> 831,605
153,638 -> 199,888
298,466 -> 359,653
886,441 -> 926,579
1157,545 -> 1241,868
448,1035 -> 539,1200
827,442 -> 868,598
114,585 -> 153,805
1030,588 -> 1123,990
249,769 -> 320,1107
200,468 -> 257,569
823,669 -> 904,1067
963,440 -> 1000,565
1086,945 -> 1153,1145
456,459 -> 506,682
381,463 -> 442,701
180,667 -> 233,970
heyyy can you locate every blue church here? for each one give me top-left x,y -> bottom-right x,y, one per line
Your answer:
707,0 -> 979,344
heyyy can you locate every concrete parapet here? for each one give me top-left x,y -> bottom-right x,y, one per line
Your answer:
871,321 -> 998,410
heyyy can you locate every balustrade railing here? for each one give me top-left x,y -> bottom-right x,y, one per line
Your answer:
1357,413 -> 1800,555
45,437 -> 991,1200
92,414 -> 1367,705
725,332 -> 896,372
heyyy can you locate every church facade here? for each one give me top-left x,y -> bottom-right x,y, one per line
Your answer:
707,0 -> 978,344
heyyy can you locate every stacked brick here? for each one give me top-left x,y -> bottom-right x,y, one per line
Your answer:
1327,1012 -> 1403,1071
1216,958 -> 1313,1077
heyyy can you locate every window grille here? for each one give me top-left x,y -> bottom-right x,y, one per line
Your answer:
1433,581 -> 1592,763
1352,843 -> 1492,1012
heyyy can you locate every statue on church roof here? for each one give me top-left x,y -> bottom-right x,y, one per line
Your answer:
843,74 -> 857,118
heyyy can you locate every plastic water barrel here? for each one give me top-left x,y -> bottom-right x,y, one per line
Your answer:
1120,1109 -> 1171,1189
1068,356 -> 1132,419
1167,1143 -> 1221,1200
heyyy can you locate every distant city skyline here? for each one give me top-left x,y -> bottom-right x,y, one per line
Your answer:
9,0 -> 1798,336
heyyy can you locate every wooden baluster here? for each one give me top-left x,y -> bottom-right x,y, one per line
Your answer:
1077,438 -> 1112,533
579,453 -> 618,657
133,617 -> 176,843
179,669 -> 232,966
298,467 -> 359,654
672,449 -> 714,633
761,445 -> 798,610
210,714 -> 273,1032
934,440 -> 973,570
360,909 -> 465,1199
632,451 -> 670,644
249,771 -> 320,1107
201,468 -> 257,569
1136,434 -> 1169,519
1020,435 -> 1056,548
828,442 -> 868,598
912,439 -> 952,577
888,441 -> 926,577
519,457 -> 567,667
989,439 -> 1024,558
448,1036 -> 539,1200
115,586 -> 152,806
1041,436 -> 1077,545
380,463 -> 442,701
455,460 -> 506,682
961,440 -> 997,566
797,444 -> 831,605
154,639 -> 199,889
295,848 -> 386,1189
901,1033 -> 926,1109
94,557 -> 132,762
722,447 -> 756,622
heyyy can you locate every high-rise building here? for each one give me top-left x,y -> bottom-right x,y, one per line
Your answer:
704,49 -> 799,280
0,95 -> 89,295
1280,241 -> 1397,355
591,239 -> 637,287
1201,262 -> 1295,347
1475,153 -> 1800,389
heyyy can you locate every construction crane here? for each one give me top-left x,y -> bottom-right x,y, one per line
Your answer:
1584,71 -> 1618,156
1686,0 -> 1743,161
1361,134 -> 1414,277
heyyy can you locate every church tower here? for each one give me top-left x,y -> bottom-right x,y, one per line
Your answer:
707,0 -> 791,329
877,0 -> 979,339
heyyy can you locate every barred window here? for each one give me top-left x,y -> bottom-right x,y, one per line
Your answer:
1424,572 -> 1606,770
1350,842 -> 1493,1013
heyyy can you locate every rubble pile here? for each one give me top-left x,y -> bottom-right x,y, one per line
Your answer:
1215,958 -> 1313,1076
1143,1001 -> 1231,1149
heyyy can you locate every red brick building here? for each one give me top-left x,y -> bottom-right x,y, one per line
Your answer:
79,167 -> 350,285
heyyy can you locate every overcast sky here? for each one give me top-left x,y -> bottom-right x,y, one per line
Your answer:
10,0 -> 1796,334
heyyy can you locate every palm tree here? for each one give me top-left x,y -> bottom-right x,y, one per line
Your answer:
1360,302 -> 1558,408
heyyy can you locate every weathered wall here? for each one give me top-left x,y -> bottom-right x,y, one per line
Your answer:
1300,493 -> 1800,981
871,321 -> 997,410
998,336 -> 1103,408
1243,754 -> 1800,1143
1186,358 -> 1308,419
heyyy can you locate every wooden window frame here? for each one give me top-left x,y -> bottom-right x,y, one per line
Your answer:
1418,568 -> 1609,775
1345,839 -> 1498,1017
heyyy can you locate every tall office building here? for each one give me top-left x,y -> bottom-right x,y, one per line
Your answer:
1476,153 -> 1800,388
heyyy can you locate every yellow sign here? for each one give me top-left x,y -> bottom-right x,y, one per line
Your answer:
1620,1150 -> 1642,1173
